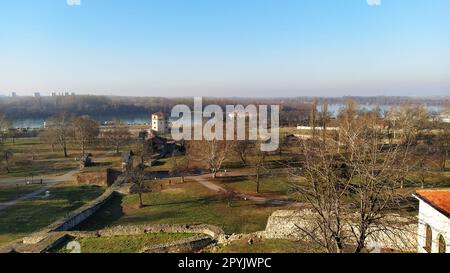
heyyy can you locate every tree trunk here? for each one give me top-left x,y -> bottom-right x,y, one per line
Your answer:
138,192 -> 143,208
63,145 -> 68,158
355,240 -> 365,254
442,156 -> 447,171
240,154 -> 247,166
354,228 -> 367,253
256,170 -> 260,194
5,158 -> 10,173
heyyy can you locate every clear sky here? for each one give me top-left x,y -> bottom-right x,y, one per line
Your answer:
0,0 -> 449,97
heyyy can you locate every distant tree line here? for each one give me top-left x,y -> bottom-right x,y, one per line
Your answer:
0,96 -> 312,126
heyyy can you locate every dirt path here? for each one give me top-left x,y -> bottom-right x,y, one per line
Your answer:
0,170 -> 79,186
0,170 -> 79,212
190,172 -> 298,207
0,186 -> 53,212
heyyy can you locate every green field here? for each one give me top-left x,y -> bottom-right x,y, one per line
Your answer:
0,184 -> 44,203
77,181 -> 289,234
0,183 -> 104,247
0,138 -> 77,178
0,137 -> 124,178
53,233 -> 197,253
216,175 -> 292,196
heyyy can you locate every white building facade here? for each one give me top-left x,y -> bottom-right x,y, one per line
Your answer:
415,190 -> 450,253
152,112 -> 168,134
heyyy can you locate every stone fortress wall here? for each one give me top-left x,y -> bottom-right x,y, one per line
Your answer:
262,210 -> 418,252
2,172 -> 419,253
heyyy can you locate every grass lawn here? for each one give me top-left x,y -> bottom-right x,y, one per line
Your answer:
77,180 -> 290,234
216,175 -> 292,197
0,184 -> 44,203
406,171 -> 450,188
0,183 -> 104,247
0,138 -> 78,178
222,154 -> 293,170
211,238 -> 322,253
0,137 -> 124,179
53,233 -> 197,253
150,157 -> 175,172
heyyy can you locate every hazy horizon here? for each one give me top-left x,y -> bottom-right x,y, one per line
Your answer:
1,0 -> 449,97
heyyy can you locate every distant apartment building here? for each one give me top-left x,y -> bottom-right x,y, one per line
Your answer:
414,190 -> 450,253
11,92 -> 17,97
152,112 -> 168,134
34,92 -> 41,97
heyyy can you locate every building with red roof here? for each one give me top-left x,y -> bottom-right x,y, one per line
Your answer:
414,190 -> 450,253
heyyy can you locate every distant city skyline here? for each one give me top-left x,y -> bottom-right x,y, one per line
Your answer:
1,0 -> 449,97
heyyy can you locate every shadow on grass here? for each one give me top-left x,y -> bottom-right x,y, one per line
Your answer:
217,176 -> 250,183
73,192 -> 272,232
74,195 -> 125,231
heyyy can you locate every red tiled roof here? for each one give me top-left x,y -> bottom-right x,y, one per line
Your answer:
152,112 -> 165,117
416,190 -> 450,217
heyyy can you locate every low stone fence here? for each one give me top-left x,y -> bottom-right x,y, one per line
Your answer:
76,169 -> 121,187
22,176 -> 127,245
141,235 -> 213,253
262,210 -> 418,252
67,223 -> 225,240
44,224 -> 224,253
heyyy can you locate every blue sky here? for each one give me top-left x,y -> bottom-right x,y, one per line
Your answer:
0,0 -> 449,97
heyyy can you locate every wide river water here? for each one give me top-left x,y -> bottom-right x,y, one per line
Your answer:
11,104 -> 444,129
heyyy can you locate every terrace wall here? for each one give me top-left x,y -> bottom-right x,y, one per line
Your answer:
263,210 -> 418,252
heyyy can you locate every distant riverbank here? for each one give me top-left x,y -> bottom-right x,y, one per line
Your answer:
12,114 -> 150,129
10,103 -> 445,129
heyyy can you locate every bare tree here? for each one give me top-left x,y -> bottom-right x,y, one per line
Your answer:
7,128 -> 19,144
0,149 -> 13,173
234,139 -> 253,166
0,115 -> 17,173
220,187 -> 238,208
170,153 -> 190,183
73,115 -> 100,155
205,139 -> 232,179
319,99 -> 330,140
249,140 -> 267,194
46,112 -> 75,158
309,98 -> 318,138
396,105 -> 430,145
103,119 -> 130,154
0,113 -> 11,142
433,122 -> 450,171
290,101 -> 411,253
412,144 -> 432,188
39,129 -> 58,152
128,166 -> 147,208
134,137 -> 155,166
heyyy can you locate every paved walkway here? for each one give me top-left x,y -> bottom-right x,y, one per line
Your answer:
0,170 -> 79,212
0,169 -> 79,186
